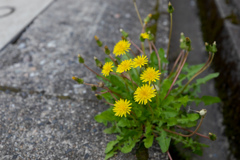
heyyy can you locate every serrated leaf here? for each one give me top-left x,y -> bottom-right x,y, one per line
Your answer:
117,118 -> 135,127
161,96 -> 174,108
201,96 -> 221,105
177,95 -> 189,106
104,125 -> 120,134
105,150 -> 117,160
156,130 -> 171,153
162,108 -> 178,118
144,135 -> 154,148
121,137 -> 136,153
145,121 -> 152,136
166,117 -> 177,126
187,113 -> 200,121
158,48 -> 168,63
95,109 -> 118,125
105,140 -> 119,153
109,74 -> 126,89
196,73 -> 219,85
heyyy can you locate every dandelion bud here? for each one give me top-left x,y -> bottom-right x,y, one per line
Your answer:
95,94 -> 102,100
199,109 -> 207,117
78,54 -> 84,63
185,37 -> 192,51
91,85 -> 97,91
104,46 -> 111,55
168,2 -> 174,13
94,35 -> 103,47
94,56 -> 103,68
211,41 -> 217,53
209,132 -> 217,141
72,76 -> 84,84
144,13 -> 152,24
120,29 -> 129,38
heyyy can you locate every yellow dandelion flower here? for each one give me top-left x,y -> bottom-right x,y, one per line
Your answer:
113,99 -> 132,117
116,59 -> 132,73
113,40 -> 131,56
134,84 -> 156,105
132,55 -> 148,68
141,32 -> 150,39
140,67 -> 161,84
102,62 -> 114,77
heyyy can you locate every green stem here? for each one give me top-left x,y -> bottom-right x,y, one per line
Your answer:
166,13 -> 173,59
133,0 -> 143,27
141,42 -> 146,56
147,102 -> 154,119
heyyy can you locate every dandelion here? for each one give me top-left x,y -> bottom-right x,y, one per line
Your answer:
113,40 -> 131,56
113,99 -> 132,117
116,59 -> 132,73
134,84 -> 156,105
132,55 -> 148,68
102,62 -> 114,77
140,67 -> 161,84
141,32 -> 150,39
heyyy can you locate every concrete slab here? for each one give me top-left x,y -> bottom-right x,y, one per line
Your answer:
0,0 -> 53,51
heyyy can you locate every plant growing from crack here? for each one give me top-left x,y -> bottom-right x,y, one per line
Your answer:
72,1 -> 219,160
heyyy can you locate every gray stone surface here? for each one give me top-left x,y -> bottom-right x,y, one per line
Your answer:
0,0 -> 169,159
0,0 -> 53,50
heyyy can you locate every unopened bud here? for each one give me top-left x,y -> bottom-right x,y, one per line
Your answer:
199,109 -> 207,117
209,132 -> 217,141
94,56 -> 103,68
104,46 -> 111,55
78,54 -> 84,63
91,85 -> 97,91
185,37 -> 192,51
144,13 -> 152,24
94,35 -> 103,47
168,2 -> 174,13
72,76 -> 84,84
95,94 -> 102,100
211,41 -> 217,53
120,29 -> 129,38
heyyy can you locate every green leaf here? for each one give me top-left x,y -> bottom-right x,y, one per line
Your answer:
101,92 -> 113,103
117,118 -> 136,127
177,95 -> 189,106
150,51 -> 158,68
201,96 -> 221,105
109,74 -> 126,89
160,79 -> 172,100
162,108 -> 178,118
145,121 -> 152,136
158,48 -> 168,63
144,135 -> 154,148
95,109 -> 118,125
104,125 -> 120,134
161,96 -> 174,109
105,150 -> 117,160
166,117 -> 177,126
187,113 -> 200,121
105,140 -> 119,153
156,130 -> 171,153
195,73 -> 219,85
121,137 -> 136,153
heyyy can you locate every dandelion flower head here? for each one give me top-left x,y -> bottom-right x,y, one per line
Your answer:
141,32 -> 150,39
140,67 -> 161,84
113,40 -> 131,56
113,99 -> 132,117
134,84 -> 156,105
132,55 -> 148,68
102,61 -> 114,77
116,59 -> 132,73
